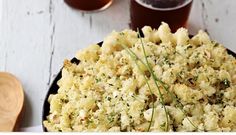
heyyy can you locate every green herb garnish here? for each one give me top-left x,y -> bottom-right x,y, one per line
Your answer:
138,30 -> 169,131
222,79 -> 230,89
119,42 -> 155,131
118,30 -> 202,131
95,78 -> 101,83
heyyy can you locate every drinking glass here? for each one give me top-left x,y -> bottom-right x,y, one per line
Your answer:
130,0 -> 193,32
65,0 -> 113,11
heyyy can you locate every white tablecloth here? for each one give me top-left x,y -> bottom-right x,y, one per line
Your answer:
19,126 -> 43,132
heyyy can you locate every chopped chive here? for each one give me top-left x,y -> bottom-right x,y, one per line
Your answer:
119,41 -> 155,132
137,29 -> 169,131
118,29 -> 202,131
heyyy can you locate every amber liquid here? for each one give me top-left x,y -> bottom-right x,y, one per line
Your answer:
64,0 -> 112,11
130,0 -> 193,32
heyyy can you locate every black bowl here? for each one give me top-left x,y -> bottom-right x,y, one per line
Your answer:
42,40 -> 236,132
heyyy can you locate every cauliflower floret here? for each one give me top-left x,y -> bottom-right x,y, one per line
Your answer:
157,22 -> 174,43
142,26 -> 160,43
174,84 -> 203,103
76,44 -> 100,62
174,27 -> 189,46
190,30 -> 211,45
204,111 -> 219,131
181,117 -> 200,131
199,81 -> 216,96
221,106 -> 236,129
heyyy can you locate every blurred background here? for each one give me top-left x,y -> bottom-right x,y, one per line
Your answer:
0,0 -> 236,129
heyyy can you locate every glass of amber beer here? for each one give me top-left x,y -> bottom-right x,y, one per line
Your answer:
65,0 -> 113,11
130,0 -> 193,32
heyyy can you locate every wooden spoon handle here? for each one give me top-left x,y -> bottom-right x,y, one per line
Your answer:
0,72 -> 24,131
0,118 -> 15,131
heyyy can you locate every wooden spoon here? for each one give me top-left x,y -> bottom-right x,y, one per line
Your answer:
0,72 -> 24,131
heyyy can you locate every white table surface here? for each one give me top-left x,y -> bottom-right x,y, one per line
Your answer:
0,0 -> 236,130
